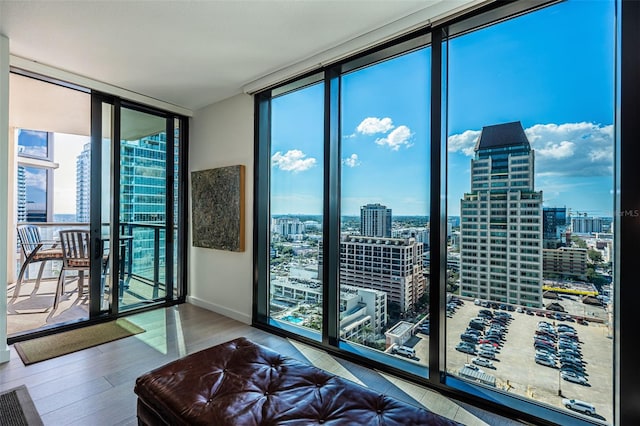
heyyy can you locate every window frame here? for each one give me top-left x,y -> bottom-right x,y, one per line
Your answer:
253,1 -> 639,424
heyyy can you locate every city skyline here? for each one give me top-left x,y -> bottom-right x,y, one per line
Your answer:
270,0 -> 614,218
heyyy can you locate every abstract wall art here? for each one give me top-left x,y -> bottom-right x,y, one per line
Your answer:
191,165 -> 245,252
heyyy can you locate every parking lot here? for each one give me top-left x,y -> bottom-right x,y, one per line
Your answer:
446,299 -> 612,422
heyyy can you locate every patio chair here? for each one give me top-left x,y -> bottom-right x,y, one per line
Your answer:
14,224 -> 64,299
55,230 -> 91,310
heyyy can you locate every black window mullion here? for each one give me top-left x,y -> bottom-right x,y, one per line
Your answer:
323,67 -> 341,347
428,27 -> 446,385
165,117 -> 175,301
618,1 -> 640,424
252,92 -> 272,325
89,94 -> 105,316
111,98 -> 122,315
177,116 -> 189,302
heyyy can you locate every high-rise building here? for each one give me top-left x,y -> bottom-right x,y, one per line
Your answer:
459,121 -> 543,307
543,207 -> 566,239
76,142 -> 91,223
543,207 -> 567,248
120,133 -> 170,278
339,235 -> 425,313
360,203 -> 392,237
571,216 -> 604,234
274,217 -> 305,238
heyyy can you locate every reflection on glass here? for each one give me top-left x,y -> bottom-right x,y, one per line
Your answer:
101,102 -> 113,311
17,129 -> 49,159
445,0 -> 614,422
269,82 -> 324,339
119,108 -> 168,311
173,118 -> 181,299
19,166 -> 48,223
339,47 -> 430,366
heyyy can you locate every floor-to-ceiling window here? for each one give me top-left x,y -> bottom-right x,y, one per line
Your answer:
445,1 -> 615,422
339,45 -> 431,368
7,71 -> 188,341
254,1 -> 632,424
266,76 -> 325,340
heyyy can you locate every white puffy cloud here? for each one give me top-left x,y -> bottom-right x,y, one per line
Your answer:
448,122 -> 613,177
356,117 -> 394,135
375,125 -> 413,151
447,129 -> 480,157
271,149 -> 316,172
534,140 -> 575,159
526,122 -> 613,176
343,153 -> 360,168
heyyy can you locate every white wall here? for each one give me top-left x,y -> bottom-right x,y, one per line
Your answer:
188,93 -> 254,324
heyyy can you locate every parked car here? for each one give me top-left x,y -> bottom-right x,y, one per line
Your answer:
461,334 -> 478,344
456,343 -> 476,355
561,366 -> 588,377
561,371 -> 589,385
535,356 -> 556,368
536,349 -> 557,358
471,357 -> 495,369
464,363 -> 483,373
562,399 -> 596,415
479,344 -> 497,353
393,345 -> 416,358
478,349 -> 496,359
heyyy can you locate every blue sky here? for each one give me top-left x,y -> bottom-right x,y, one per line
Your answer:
270,0 -> 615,218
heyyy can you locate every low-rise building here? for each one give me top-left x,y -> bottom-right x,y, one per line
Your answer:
543,246 -> 587,280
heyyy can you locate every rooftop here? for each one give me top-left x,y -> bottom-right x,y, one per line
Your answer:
475,121 -> 531,152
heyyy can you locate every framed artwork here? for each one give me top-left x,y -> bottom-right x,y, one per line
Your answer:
191,165 -> 245,252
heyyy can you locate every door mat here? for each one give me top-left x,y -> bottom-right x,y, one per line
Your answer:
0,385 -> 43,426
14,319 -> 145,365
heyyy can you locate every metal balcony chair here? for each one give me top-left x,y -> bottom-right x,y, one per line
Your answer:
55,229 -> 91,310
14,224 -> 64,299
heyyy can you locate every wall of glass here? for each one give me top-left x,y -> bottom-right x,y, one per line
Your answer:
267,80 -> 325,341
254,1 -> 632,424
445,0 -> 615,422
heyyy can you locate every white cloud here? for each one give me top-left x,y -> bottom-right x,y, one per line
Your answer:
535,140 -> 575,159
356,117 -> 394,135
343,153 -> 360,168
448,122 -> 613,177
447,129 -> 480,156
271,149 -> 316,173
526,122 -> 613,176
375,125 -> 413,151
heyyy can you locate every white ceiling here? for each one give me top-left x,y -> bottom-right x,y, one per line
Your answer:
0,0 -> 477,112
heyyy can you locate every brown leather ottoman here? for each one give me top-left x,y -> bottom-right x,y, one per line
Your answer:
134,337 -> 461,425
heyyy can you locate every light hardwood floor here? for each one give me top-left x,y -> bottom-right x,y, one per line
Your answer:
0,304 -> 523,425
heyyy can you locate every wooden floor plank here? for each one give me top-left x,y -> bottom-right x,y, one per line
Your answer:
1,303 -> 521,426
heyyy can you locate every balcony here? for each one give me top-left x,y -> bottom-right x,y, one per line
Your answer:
7,222 -> 171,337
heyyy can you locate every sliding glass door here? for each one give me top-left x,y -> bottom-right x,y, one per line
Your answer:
90,96 -> 183,317
117,106 -> 172,311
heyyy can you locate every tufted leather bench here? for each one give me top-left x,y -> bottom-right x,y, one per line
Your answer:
134,337 -> 461,425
